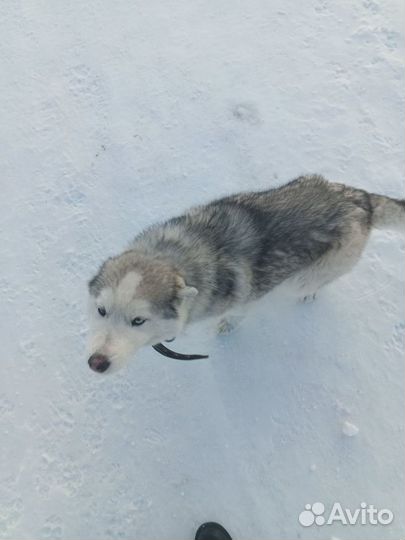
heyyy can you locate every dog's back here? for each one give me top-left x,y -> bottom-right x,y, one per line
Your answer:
133,175 -> 403,318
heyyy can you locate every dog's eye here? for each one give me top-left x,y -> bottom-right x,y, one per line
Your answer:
98,306 -> 106,317
131,317 -> 146,327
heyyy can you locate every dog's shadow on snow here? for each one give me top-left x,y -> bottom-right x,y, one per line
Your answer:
208,289 -> 352,440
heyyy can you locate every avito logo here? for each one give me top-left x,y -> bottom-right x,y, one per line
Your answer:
298,502 -> 394,527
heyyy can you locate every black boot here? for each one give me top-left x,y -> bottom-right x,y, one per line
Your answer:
195,522 -> 232,540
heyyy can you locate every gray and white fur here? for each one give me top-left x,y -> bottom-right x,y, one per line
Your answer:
87,174 -> 404,373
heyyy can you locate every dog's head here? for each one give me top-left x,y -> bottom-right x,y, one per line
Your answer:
87,251 -> 198,374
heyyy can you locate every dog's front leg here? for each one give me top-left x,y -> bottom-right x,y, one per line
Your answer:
216,311 -> 245,335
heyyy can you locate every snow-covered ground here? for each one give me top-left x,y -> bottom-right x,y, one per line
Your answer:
1,1 -> 404,539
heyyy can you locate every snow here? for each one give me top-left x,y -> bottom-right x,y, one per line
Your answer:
0,0 -> 404,539
342,421 -> 360,438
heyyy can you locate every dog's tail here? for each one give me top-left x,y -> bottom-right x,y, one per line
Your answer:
370,193 -> 405,231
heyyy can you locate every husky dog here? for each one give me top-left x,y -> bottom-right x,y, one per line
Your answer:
87,175 -> 404,374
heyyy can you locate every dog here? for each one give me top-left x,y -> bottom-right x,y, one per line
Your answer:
87,174 -> 404,374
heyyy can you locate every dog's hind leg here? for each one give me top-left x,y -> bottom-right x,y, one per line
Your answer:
292,218 -> 371,301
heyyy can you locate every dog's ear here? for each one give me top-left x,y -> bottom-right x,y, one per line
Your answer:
175,275 -> 198,298
88,274 -> 102,296
88,257 -> 113,296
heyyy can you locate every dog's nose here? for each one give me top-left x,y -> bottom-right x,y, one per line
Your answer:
88,354 -> 111,373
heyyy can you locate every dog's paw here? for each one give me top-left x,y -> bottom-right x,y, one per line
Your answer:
299,292 -> 317,304
217,316 -> 241,335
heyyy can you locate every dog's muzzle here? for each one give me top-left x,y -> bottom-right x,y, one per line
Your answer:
88,353 -> 111,373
